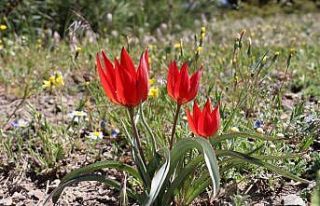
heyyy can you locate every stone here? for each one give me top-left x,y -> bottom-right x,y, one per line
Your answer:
282,194 -> 306,206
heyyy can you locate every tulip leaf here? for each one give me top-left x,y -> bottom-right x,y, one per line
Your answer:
214,132 -> 280,143
44,174 -> 140,205
184,157 -> 249,205
216,150 -> 310,183
168,138 -> 220,199
144,148 -> 170,206
162,155 -> 203,205
185,173 -> 211,205
60,160 -> 141,184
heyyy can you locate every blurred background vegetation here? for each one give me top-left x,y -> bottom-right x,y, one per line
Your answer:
0,0 -> 319,41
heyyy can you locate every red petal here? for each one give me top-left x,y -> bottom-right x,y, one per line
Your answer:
186,68 -> 202,102
192,100 -> 201,131
167,61 -> 179,100
137,50 -> 149,103
186,108 -> 197,135
178,63 -> 190,104
96,53 -> 118,103
101,51 -> 116,85
120,47 -> 136,78
115,59 -> 137,106
210,104 -> 221,137
197,99 -> 213,138
204,98 -> 212,113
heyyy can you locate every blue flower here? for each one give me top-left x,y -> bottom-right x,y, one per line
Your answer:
254,120 -> 264,129
111,128 -> 120,138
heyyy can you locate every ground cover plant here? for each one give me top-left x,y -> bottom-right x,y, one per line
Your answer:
1,1 -> 320,205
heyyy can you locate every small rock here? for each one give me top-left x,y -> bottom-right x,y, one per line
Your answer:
0,197 -> 13,206
28,189 -> 44,200
282,194 -> 306,206
12,192 -> 25,201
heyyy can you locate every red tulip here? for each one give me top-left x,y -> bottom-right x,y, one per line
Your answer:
167,61 -> 202,105
186,99 -> 220,138
96,47 -> 149,107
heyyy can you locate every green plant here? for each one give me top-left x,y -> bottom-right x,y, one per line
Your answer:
43,43 -> 309,205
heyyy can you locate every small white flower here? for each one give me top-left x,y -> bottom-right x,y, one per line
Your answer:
269,143 -> 276,149
87,131 -> 103,141
256,128 -> 264,134
68,111 -> 88,122
276,133 -> 285,138
11,119 -> 29,128
230,127 -> 240,132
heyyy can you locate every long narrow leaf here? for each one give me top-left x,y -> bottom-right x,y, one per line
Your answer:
60,160 -> 141,184
185,173 -> 211,205
215,132 -> 279,143
168,138 -> 220,198
144,148 -> 171,206
44,174 -> 140,205
216,150 -> 310,183
162,156 -> 203,205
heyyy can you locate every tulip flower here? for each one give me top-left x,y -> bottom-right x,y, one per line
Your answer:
186,99 -> 220,138
96,47 -> 149,107
167,61 -> 202,105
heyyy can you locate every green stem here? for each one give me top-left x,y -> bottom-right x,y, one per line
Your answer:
128,107 -> 146,164
169,104 -> 181,150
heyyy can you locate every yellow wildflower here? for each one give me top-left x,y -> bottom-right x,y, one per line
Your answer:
196,46 -> 203,53
201,26 -> 206,34
262,56 -> 268,64
290,48 -> 296,55
0,24 -> 7,31
174,43 -> 181,49
76,46 -> 82,52
148,87 -> 159,98
200,27 -> 206,40
148,78 -> 156,86
42,71 -> 64,90
55,73 -> 64,86
201,32 -> 205,40
42,80 -> 52,89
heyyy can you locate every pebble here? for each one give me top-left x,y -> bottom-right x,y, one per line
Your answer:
282,194 -> 306,206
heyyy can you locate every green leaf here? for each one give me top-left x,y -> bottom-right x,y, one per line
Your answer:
144,148 -> 171,206
44,174 -> 140,204
214,132 -> 279,143
216,150 -> 310,183
140,103 -> 157,154
167,138 -> 220,200
162,155 -> 203,205
122,120 -> 151,188
147,151 -> 162,177
185,173 -> 211,205
60,160 -> 141,184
